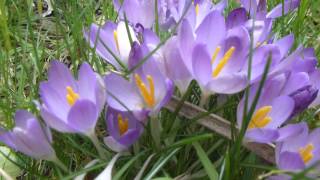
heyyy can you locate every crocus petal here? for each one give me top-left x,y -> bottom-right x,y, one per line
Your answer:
282,72 -> 311,95
274,34 -> 294,58
267,0 -> 301,19
226,8 -> 247,29
48,60 -> 77,91
277,123 -> 308,142
289,86 -> 318,117
14,110 -> 34,128
246,128 -> 279,143
40,107 -> 75,133
78,63 -> 97,103
267,96 -> 295,128
207,73 -> 248,94
122,0 -> 155,28
67,100 -> 98,134
192,44 -> 212,88
116,22 -> 137,64
155,79 -> 174,113
308,128 -> 320,150
195,10 -> 226,53
178,19 -> 195,72
163,37 -> 192,93
96,153 -> 121,180
104,136 -> 127,152
292,59 -> 318,73
39,82 -> 69,120
84,23 -> 120,69
278,151 -> 305,171
105,73 -> 143,112
117,129 -> 141,147
310,70 -> 320,107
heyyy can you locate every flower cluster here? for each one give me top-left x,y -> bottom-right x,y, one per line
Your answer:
1,0 -> 319,178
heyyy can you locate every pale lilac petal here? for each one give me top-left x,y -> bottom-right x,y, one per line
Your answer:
281,72 -> 310,95
67,100 -> 98,134
178,20 -> 195,72
277,123 -> 307,142
274,34 -> 294,58
267,96 -> 295,128
14,110 -> 34,128
78,63 -> 97,103
292,59 -> 317,73
104,136 -> 127,152
192,44 -> 211,88
207,73 -> 248,94
278,151 -> 305,171
48,60 -> 77,91
195,10 -> 226,53
84,24 -> 120,68
105,73 -> 143,112
39,82 -> 69,120
310,70 -> 320,107
122,0 -> 155,28
40,107 -> 75,133
163,37 -> 192,93
246,128 -> 279,143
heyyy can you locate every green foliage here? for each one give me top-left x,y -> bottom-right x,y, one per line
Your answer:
0,0 -> 319,179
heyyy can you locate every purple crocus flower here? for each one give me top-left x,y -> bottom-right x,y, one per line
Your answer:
84,21 -> 138,70
190,11 -> 250,97
237,75 -> 295,143
275,123 -> 320,173
0,110 -> 55,160
104,107 -> 143,152
113,0 -> 155,28
40,60 -> 106,158
40,60 -> 106,135
105,42 -> 174,120
237,69 -> 319,143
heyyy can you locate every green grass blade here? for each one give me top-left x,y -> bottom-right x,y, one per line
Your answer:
192,142 -> 219,180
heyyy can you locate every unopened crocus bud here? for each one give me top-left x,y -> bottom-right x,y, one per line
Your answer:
0,110 -> 55,161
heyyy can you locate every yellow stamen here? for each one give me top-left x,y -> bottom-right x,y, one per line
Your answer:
248,106 -> 272,129
299,144 -> 314,164
134,74 -> 156,107
211,46 -> 221,64
66,86 -> 79,106
195,4 -> 200,16
212,46 -> 235,77
113,30 -> 120,53
256,41 -> 267,48
117,114 -> 129,136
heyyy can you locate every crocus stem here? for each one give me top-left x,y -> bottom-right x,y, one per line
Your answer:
150,116 -> 161,149
200,93 -> 210,108
89,133 -> 106,160
51,156 -> 68,173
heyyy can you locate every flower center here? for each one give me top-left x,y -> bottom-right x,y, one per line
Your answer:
113,30 -> 120,53
211,46 -> 235,78
299,143 -> 314,164
117,114 -> 129,136
195,4 -> 200,16
134,74 -> 155,108
66,86 -> 79,106
248,106 -> 272,129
